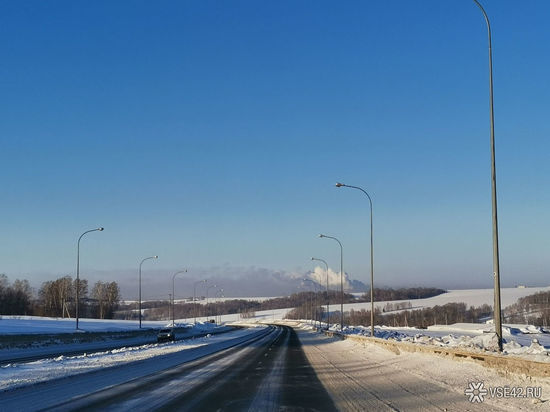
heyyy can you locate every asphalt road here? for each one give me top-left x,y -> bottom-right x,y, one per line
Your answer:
1,325 -> 336,411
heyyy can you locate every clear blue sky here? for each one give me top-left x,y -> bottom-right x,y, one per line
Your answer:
1,0 -> 549,297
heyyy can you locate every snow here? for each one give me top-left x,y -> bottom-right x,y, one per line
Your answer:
0,316 -> 168,334
312,322 -> 550,362
0,326 -> 266,392
298,328 -> 550,411
343,286 -> 550,313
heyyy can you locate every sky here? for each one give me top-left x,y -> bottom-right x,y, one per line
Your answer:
1,0 -> 549,299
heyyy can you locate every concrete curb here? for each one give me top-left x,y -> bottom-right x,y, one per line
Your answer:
322,330 -> 550,378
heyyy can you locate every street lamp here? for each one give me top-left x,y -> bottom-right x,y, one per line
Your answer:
319,234 -> 345,331
336,182 -> 375,337
311,257 -> 330,330
171,269 -> 188,326
193,279 -> 207,325
139,255 -> 158,329
303,278 -> 319,328
215,288 -> 224,324
76,227 -> 104,330
206,284 -> 218,322
472,0 -> 503,352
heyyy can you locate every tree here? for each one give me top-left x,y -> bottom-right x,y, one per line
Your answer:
91,281 -> 120,319
0,275 -> 33,315
38,275 -> 87,317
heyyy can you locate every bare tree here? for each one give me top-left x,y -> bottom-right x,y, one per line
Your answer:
92,280 -> 120,319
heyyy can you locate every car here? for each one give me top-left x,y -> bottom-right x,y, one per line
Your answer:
157,328 -> 175,343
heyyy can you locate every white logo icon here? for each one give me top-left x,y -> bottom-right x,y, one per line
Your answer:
465,382 -> 488,403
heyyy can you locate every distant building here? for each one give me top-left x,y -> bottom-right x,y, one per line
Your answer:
516,285 -> 527,288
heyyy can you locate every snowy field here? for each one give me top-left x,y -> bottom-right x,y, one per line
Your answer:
0,316 -> 168,335
343,286 -> 550,313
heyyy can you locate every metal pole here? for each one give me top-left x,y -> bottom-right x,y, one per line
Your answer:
336,183 -> 375,337
206,284 -> 217,321
194,279 -> 206,325
169,293 -> 172,323
172,270 -> 187,327
473,0 -> 503,352
312,257 -> 330,330
215,289 -> 224,325
139,255 -> 158,329
319,234 -> 344,331
76,227 -> 103,330
305,277 -> 321,329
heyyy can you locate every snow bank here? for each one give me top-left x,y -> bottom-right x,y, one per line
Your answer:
315,322 -> 550,362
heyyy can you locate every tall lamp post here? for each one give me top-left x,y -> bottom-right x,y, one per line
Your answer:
319,234 -> 344,331
472,0 -> 503,352
76,227 -> 104,330
171,269 -> 188,326
215,289 -> 224,324
311,257 -> 330,329
139,255 -> 158,329
193,279 -> 207,324
303,278 -> 320,328
336,182 -> 375,337
206,284 -> 218,321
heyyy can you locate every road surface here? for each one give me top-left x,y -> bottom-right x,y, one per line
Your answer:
2,324 -> 544,411
0,325 -> 335,411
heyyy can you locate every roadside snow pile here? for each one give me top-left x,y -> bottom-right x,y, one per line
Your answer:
0,339 -> 204,391
322,322 -> 550,361
428,322 -> 549,335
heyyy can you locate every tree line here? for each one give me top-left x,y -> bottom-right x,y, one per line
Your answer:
0,274 -> 33,315
285,301 -> 493,329
360,287 -> 446,302
504,290 -> 550,327
0,274 -> 120,319
115,290 -> 356,322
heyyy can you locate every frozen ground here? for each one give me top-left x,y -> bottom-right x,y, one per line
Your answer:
0,326 -> 266,392
297,327 -> 550,410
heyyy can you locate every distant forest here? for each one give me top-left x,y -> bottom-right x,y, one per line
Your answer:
504,291 -> 550,327
359,287 -> 446,302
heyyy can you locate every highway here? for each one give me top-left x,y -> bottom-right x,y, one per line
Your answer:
0,325 -> 336,411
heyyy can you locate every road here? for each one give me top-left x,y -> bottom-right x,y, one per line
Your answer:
2,324 -> 541,411
0,325 -> 336,411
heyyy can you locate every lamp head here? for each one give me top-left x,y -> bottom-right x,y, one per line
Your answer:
335,182 -> 344,188
319,234 -> 325,238
98,227 -> 104,231
154,255 -> 158,259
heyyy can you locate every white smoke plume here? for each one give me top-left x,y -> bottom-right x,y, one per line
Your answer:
308,266 -> 351,291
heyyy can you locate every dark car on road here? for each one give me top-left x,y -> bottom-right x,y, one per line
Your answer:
157,328 -> 175,343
